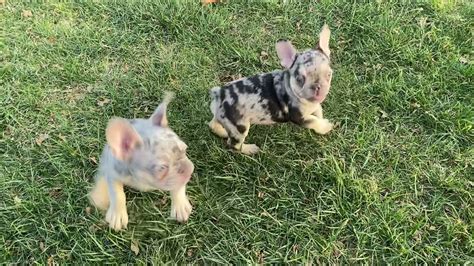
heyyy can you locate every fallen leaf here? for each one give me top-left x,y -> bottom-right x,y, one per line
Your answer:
292,244 -> 299,253
130,240 -> 139,255
85,207 -> 91,216
39,242 -> 45,252
413,230 -> 422,243
379,110 -> 388,118
89,157 -> 98,165
159,196 -> 168,206
459,56 -> 468,65
257,250 -> 264,264
259,51 -> 269,64
47,256 -> 54,266
0,0 -> 5,6
411,102 -> 421,108
48,187 -> 62,199
123,64 -> 129,73
187,248 -> 194,257
219,73 -> 242,84
332,241 -> 344,258
14,196 -> 22,205
257,191 -> 265,199
296,20 -> 302,31
97,98 -> 110,107
418,17 -> 428,28
332,247 -> 341,258
22,10 -> 33,17
58,134 -> 67,141
47,36 -> 56,44
201,0 -> 218,5
89,224 -> 99,233
36,133 -> 49,145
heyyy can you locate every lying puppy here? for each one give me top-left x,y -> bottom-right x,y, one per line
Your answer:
89,92 -> 193,230
209,24 -> 334,154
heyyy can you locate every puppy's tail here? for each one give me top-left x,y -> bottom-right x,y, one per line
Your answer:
209,87 -> 220,116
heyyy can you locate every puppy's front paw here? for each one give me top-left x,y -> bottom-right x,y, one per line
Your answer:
315,119 -> 333,135
170,196 -> 192,222
240,144 -> 260,155
106,205 -> 129,231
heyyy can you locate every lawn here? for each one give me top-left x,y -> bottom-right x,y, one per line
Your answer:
1,0 -> 473,264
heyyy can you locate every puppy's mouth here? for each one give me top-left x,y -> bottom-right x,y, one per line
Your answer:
177,162 -> 194,183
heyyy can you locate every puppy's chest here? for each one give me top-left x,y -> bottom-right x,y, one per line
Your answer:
297,101 -> 319,116
121,176 -> 157,192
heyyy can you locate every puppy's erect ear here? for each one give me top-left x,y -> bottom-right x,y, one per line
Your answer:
106,118 -> 143,161
276,40 -> 297,69
317,24 -> 331,57
150,91 -> 174,127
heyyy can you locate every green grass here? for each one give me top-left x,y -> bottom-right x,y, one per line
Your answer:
1,0 -> 473,263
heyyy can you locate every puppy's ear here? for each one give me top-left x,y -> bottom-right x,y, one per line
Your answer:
106,118 -> 143,161
317,24 -> 331,57
276,40 -> 297,69
150,91 -> 174,127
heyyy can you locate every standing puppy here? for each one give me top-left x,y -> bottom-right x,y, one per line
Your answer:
209,24 -> 334,154
89,92 -> 194,230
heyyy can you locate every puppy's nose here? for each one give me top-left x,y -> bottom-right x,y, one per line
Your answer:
312,84 -> 321,92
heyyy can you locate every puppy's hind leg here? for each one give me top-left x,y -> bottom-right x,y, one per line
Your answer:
225,121 -> 260,155
208,118 -> 228,138
208,88 -> 228,138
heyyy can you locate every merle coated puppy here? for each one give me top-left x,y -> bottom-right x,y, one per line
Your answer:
208,24 -> 334,154
89,92 -> 194,230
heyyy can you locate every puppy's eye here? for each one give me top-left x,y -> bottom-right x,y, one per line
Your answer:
296,75 -> 305,86
157,165 -> 169,180
326,71 -> 332,80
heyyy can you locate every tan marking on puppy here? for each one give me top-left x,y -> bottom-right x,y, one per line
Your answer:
208,118 -> 228,138
88,176 -> 109,210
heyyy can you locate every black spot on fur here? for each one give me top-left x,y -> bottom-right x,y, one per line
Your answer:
229,137 -> 240,147
281,91 -> 290,105
289,105 -> 305,125
219,87 -> 226,102
303,54 -> 314,65
248,75 -> 261,89
223,102 -> 243,128
250,104 -> 255,109
234,81 -> 245,94
256,73 -> 289,122
229,87 -> 239,102
236,124 -> 247,134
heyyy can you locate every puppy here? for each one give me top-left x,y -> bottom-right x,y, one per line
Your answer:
208,24 -> 334,154
89,92 -> 194,230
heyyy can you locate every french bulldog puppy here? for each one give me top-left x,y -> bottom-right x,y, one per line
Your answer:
89,92 -> 193,230
209,24 -> 334,154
